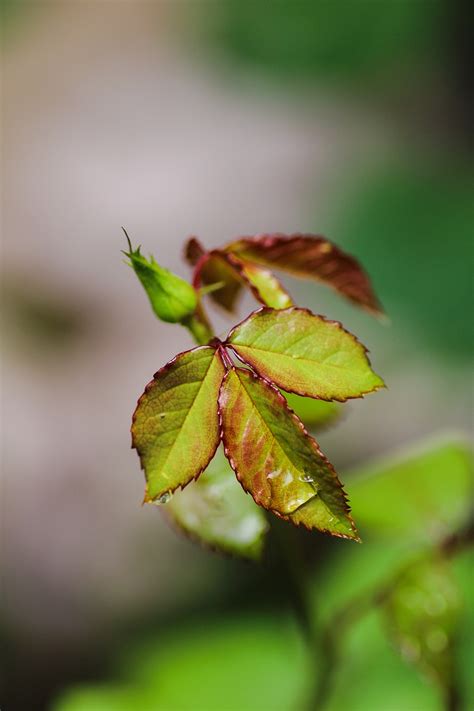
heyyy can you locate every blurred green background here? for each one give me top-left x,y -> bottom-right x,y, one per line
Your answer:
2,1 -> 472,710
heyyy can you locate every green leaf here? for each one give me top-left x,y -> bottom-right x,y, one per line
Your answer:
124,234 -> 197,323
167,447 -> 269,559
52,613 -> 308,711
383,557 -> 461,689
228,254 -> 293,309
227,307 -> 384,402
283,391 -> 341,430
225,233 -> 383,315
132,346 -> 225,501
349,437 -> 473,541
218,367 -> 357,539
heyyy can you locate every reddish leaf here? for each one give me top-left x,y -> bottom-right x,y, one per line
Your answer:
193,251 -> 244,312
218,367 -> 358,539
183,236 -> 206,266
225,233 -> 383,315
190,248 -> 293,312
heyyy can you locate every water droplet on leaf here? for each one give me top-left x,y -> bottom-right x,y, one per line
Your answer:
156,491 -> 172,505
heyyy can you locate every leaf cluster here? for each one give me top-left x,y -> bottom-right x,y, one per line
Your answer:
127,232 -> 385,552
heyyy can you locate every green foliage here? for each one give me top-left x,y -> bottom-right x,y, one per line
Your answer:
228,307 -> 384,401
127,230 -> 383,550
53,616 -> 309,711
229,255 -> 294,309
383,557 -> 460,689
167,448 -> 269,559
132,347 -> 224,501
52,436 -> 473,711
349,438 -> 472,542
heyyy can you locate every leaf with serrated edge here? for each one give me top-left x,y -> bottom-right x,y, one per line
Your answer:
218,367 -> 357,539
227,307 -> 384,402
167,448 -> 269,559
132,346 -> 225,501
225,233 -> 383,315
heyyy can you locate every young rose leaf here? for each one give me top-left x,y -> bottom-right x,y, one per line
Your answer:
283,391 -> 341,430
225,233 -> 383,315
383,558 -> 460,689
132,346 -> 225,501
193,251 -> 244,312
191,248 -> 293,312
124,233 -> 197,323
227,254 -> 293,310
167,448 -> 269,559
227,307 -> 384,402
183,236 -> 206,266
284,484 -> 357,539
218,367 -> 357,539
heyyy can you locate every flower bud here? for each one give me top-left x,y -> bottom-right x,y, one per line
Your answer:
124,236 -> 197,324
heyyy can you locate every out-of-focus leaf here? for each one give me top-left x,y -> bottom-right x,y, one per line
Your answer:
183,236 -> 206,266
323,607 -> 442,711
226,253 -> 293,309
283,391 -> 341,430
53,614 -> 309,711
383,557 -> 461,689
52,687 -> 153,711
167,448 -> 269,559
193,251 -> 244,312
132,346 -> 224,501
225,234 -> 383,315
227,307 -> 384,401
125,615 -> 309,711
190,246 -> 293,311
124,236 -> 197,323
219,367 -> 357,538
349,437 -> 473,541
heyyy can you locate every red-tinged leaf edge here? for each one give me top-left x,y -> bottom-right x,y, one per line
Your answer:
217,366 -> 360,540
131,345 -> 224,502
225,306 -> 386,403
224,233 -> 385,317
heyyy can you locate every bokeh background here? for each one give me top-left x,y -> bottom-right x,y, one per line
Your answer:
2,2 -> 472,710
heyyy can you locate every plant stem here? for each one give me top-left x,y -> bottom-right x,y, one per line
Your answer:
182,304 -> 214,345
